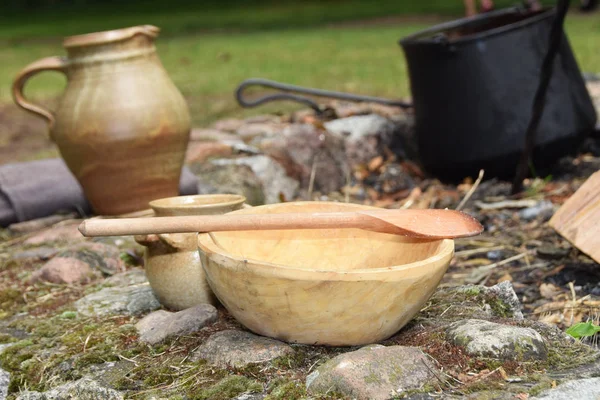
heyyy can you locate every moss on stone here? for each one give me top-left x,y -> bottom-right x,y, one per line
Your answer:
193,375 -> 263,400
527,377 -> 556,397
271,346 -> 310,369
265,380 -> 306,400
0,332 -> 16,344
0,287 -> 25,315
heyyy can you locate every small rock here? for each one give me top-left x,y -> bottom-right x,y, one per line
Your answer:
11,247 -> 58,261
537,246 -> 570,260
259,123 -> 348,194
430,281 -> 524,321
324,114 -> 396,166
237,122 -> 282,140
136,304 -> 218,345
213,118 -> 244,132
518,200 -> 555,221
16,377 -> 123,400
0,367 -> 9,400
190,128 -> 241,142
0,344 -> 15,356
85,361 -> 135,389
192,161 -> 265,206
75,284 -> 160,317
31,241 -> 126,284
446,319 -> 548,361
532,377 -> 600,399
9,214 -> 77,234
56,242 -> 125,276
234,394 -> 265,400
306,345 -> 441,400
185,141 -> 233,163
466,391 -> 516,400
231,142 -> 261,155
484,281 -> 524,320
23,222 -> 84,245
104,268 -> 148,287
191,330 -> 293,368
213,156 -> 299,204
30,257 -> 98,284
376,163 -> 414,193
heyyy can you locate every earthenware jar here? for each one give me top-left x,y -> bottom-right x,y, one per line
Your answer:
12,25 -> 191,215
135,194 -> 246,310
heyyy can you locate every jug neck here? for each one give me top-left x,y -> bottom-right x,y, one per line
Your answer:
63,25 -> 159,65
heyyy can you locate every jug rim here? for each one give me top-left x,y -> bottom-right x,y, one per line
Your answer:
63,25 -> 160,48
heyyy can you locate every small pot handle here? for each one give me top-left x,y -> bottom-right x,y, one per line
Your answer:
12,56 -> 69,132
135,233 -> 186,251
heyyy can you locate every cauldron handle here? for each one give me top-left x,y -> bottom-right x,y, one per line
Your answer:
235,78 -> 412,114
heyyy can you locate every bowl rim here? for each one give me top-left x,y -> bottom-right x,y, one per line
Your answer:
198,201 -> 455,280
198,199 -> 454,280
199,234 -> 454,281
149,194 -> 246,212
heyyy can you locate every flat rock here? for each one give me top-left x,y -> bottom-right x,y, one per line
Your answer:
31,257 -> 98,284
426,281 -> 524,321
191,330 -> 293,368
11,247 -> 58,261
16,377 -> 123,400
23,222 -> 84,245
446,319 -> 548,361
85,361 -> 135,389
55,242 -> 125,276
532,377 -> 600,399
0,367 -> 9,400
234,394 -> 265,400
75,284 -> 160,317
104,268 -> 148,287
213,156 -> 298,203
9,214 -> 77,234
192,161 -> 265,206
236,122 -> 283,140
306,345 -> 441,400
136,304 -> 218,345
518,200 -> 555,221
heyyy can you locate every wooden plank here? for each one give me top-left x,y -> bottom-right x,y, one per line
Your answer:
549,170 -> 600,264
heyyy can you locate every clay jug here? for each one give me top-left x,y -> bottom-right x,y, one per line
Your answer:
135,194 -> 247,310
12,25 -> 191,215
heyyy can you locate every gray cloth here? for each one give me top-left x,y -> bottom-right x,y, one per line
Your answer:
0,158 -> 198,227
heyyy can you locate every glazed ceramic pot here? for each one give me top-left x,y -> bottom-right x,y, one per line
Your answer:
198,201 -> 454,346
136,194 -> 246,310
12,25 -> 191,215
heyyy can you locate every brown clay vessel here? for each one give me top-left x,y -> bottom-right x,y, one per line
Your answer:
12,25 -> 191,215
135,194 -> 246,310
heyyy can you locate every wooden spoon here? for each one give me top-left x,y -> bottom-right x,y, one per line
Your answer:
78,209 -> 483,239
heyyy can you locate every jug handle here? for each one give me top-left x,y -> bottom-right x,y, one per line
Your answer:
12,56 -> 68,132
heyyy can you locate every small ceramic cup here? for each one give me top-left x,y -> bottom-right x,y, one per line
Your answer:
135,194 -> 246,310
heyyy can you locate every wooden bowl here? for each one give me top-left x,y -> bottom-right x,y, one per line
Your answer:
197,201 -> 454,346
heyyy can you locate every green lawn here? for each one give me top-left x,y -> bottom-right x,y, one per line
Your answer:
1,1 -> 598,127
0,0 -> 558,42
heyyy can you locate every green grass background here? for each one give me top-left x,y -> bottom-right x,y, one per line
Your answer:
1,0 -> 598,126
